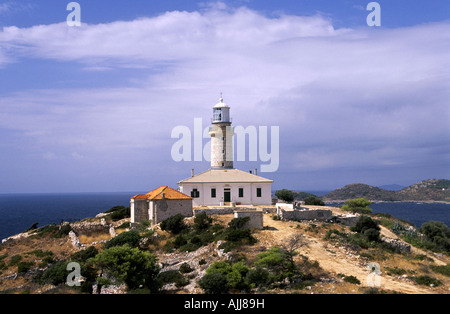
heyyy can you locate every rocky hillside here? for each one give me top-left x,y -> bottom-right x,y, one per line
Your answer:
323,179 -> 450,202
0,206 -> 449,295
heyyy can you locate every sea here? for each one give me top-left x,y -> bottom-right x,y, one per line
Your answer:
0,192 -> 449,241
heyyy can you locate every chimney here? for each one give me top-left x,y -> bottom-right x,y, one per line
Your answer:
254,168 -> 258,176
191,169 -> 195,177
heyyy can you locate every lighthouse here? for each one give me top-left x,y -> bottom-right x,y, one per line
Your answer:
178,95 -> 273,207
209,95 -> 234,169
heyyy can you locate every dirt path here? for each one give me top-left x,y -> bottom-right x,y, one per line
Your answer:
253,214 -> 436,294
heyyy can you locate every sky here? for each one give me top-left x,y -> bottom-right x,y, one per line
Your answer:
0,0 -> 449,193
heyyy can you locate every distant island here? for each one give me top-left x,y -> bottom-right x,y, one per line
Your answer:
321,179 -> 450,202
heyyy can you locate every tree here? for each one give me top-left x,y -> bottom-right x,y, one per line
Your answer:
303,196 -> 325,206
91,245 -> 160,292
275,189 -> 294,203
341,197 -> 372,214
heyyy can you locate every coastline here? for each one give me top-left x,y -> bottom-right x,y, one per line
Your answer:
324,200 -> 450,205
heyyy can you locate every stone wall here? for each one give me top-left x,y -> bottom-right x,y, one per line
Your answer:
194,207 -> 275,216
278,207 -> 333,222
132,199 -> 149,224
234,210 -> 264,230
152,199 -> 193,225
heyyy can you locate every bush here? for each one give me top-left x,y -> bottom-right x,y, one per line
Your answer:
104,230 -> 141,249
221,217 -> 257,251
91,245 -> 160,291
157,270 -> 189,288
351,216 -> 380,242
8,255 -> 23,267
430,264 -> 450,277
420,221 -> 450,253
198,272 -> 229,294
254,247 -> 296,282
194,212 -> 213,231
39,261 -> 69,285
246,267 -> 270,288
179,262 -> 193,274
303,196 -> 325,206
275,189 -> 294,203
409,275 -> 442,287
160,214 -> 187,235
56,224 -> 73,238
17,261 -> 35,273
71,246 -> 99,263
342,275 -> 361,285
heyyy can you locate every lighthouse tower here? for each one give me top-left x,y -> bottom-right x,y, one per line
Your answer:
209,95 -> 234,169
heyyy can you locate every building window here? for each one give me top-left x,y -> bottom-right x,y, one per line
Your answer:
239,188 -> 244,198
257,188 -> 262,198
191,189 -> 200,198
211,188 -> 216,198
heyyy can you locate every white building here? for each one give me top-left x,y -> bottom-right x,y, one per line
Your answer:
178,96 -> 273,207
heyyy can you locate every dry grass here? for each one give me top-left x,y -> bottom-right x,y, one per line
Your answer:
78,233 -> 111,245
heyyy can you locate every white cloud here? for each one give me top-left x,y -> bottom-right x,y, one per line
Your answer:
0,4 -> 448,190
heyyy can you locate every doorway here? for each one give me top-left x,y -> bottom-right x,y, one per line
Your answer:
224,189 -> 231,203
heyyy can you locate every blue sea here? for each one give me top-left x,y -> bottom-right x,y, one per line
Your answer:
0,192 -> 140,241
0,193 -> 449,241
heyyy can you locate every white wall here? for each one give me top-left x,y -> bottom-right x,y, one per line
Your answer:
180,183 -> 272,206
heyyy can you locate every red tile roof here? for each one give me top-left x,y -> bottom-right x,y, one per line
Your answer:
132,186 -> 192,200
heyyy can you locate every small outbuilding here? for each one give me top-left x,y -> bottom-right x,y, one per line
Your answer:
131,186 -> 193,226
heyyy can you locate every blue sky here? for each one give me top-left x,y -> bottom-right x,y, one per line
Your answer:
0,1 -> 449,193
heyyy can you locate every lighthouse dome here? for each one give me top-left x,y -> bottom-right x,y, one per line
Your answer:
213,96 -> 229,109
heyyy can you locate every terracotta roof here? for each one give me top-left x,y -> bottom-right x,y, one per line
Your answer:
132,186 -> 192,200
178,169 -> 273,184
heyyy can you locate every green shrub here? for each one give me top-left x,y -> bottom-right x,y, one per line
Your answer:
409,275 -> 442,287
157,270 -> 189,288
303,196 -> 325,206
8,255 -> 22,267
246,267 -> 270,288
342,275 -> 361,285
39,261 -> 69,285
26,250 -> 54,258
104,230 -> 141,249
198,272 -> 229,294
194,212 -> 213,231
254,247 -> 296,282
227,261 -> 249,290
430,264 -> 450,277
179,262 -> 193,274
104,206 -> 131,221
71,246 -> 99,263
160,214 -> 187,235
386,267 -> 408,276
351,216 -> 380,242
91,245 -> 160,291
17,261 -> 35,273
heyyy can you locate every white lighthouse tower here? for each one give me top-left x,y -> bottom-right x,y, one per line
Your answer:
178,95 -> 273,207
209,95 -> 234,169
